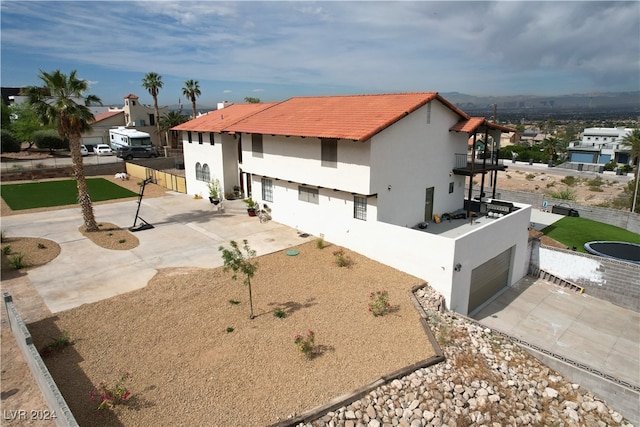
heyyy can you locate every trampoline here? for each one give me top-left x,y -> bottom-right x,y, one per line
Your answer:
583,241 -> 640,265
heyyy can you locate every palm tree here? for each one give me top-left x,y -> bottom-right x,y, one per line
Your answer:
182,80 -> 201,119
25,69 -> 102,231
141,72 -> 163,147
542,136 -> 562,166
621,128 -> 640,212
159,109 -> 189,148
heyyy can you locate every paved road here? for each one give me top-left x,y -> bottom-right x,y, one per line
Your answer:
506,161 -> 633,183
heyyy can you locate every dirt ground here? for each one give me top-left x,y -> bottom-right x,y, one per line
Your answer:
0,168 -> 629,426
496,168 -> 630,207
3,242 -> 432,427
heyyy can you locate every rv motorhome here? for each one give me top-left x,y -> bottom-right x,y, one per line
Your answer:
109,127 -> 152,150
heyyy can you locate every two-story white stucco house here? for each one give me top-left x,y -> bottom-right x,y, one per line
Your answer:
567,127 -> 634,165
173,93 -> 531,316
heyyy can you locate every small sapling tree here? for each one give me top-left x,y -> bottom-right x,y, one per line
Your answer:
219,240 -> 258,319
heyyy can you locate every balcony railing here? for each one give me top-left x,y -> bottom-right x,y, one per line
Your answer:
454,153 -> 505,168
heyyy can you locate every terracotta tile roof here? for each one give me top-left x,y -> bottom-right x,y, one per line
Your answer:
451,117 -> 516,134
90,110 -> 123,124
123,94 -> 139,99
226,93 -> 461,141
171,103 -> 278,132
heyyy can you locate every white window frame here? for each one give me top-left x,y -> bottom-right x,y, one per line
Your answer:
262,178 -> 273,202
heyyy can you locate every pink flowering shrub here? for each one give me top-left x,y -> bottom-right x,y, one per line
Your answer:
89,372 -> 132,411
294,330 -> 315,356
368,290 -> 391,316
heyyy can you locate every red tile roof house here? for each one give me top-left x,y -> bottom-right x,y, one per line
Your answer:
172,93 -> 531,315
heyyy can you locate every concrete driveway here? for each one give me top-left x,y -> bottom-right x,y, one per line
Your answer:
473,276 -> 640,421
1,194 -> 312,313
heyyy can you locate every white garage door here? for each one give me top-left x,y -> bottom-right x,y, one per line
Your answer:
468,247 -> 513,314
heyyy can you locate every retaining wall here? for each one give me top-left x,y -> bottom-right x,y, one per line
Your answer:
529,239 -> 640,312
492,189 -> 640,234
3,293 -> 79,427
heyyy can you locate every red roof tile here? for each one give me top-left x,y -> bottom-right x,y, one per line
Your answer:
171,103 -> 278,132
226,93 -> 460,141
90,110 -> 123,124
451,117 -> 516,134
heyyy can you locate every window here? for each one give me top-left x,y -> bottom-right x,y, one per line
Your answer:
195,163 -> 211,182
354,196 -> 367,220
252,134 -> 263,158
198,133 -> 203,145
148,113 -> 154,125
209,132 -> 215,145
188,131 -> 192,144
321,139 -> 337,167
262,178 -> 273,202
449,182 -> 454,194
202,164 -> 211,182
298,186 -> 318,204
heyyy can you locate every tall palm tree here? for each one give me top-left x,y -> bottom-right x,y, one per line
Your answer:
141,72 -> 163,147
182,80 -> 201,119
621,128 -> 640,212
25,69 -> 102,231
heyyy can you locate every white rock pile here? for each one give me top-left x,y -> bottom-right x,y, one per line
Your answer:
294,285 -> 632,427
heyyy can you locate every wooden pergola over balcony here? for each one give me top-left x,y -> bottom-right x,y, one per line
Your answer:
449,117 -> 516,215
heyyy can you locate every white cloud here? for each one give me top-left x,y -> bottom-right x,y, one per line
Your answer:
1,1 -> 638,101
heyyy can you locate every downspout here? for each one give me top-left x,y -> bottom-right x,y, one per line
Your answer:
479,127 -> 489,203
492,132 -> 501,199
467,132 -> 477,222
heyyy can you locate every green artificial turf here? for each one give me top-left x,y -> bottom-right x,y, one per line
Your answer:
1,178 -> 138,210
542,216 -> 640,253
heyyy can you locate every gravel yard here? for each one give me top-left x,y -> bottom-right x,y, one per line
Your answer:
19,242 -> 433,427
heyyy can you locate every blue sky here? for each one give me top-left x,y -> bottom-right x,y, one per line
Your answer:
1,1 -> 639,108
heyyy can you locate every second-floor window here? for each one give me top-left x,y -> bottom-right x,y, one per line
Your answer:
262,178 -> 273,202
321,139 -> 337,168
187,131 -> 192,144
298,186 -> 318,204
198,133 -> 203,144
210,132 -> 215,145
252,134 -> 263,158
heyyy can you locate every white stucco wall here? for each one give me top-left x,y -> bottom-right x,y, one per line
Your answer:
183,134 -> 224,197
451,204 -> 531,313
369,101 -> 469,227
239,135 -> 372,195
539,247 -> 604,284
249,175 -> 530,313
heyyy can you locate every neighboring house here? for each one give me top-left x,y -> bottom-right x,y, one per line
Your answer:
83,110 -> 125,148
81,94 -> 169,148
567,127 -> 633,165
173,92 -> 530,316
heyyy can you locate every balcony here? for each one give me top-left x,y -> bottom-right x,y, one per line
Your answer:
452,153 -> 507,176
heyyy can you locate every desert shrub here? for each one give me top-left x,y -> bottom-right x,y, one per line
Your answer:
603,160 -> 617,171
525,174 -> 536,181
0,129 -> 21,153
8,253 -> 26,269
561,175 -> 577,186
33,129 -> 68,151
547,188 -> 577,200
2,244 -> 12,255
